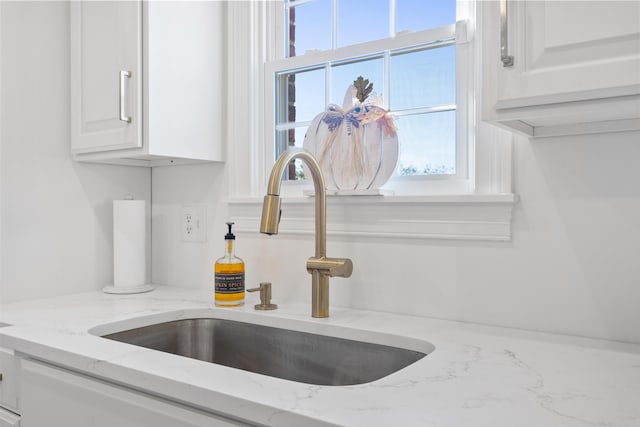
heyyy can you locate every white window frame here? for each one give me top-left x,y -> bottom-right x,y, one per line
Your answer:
226,0 -> 517,241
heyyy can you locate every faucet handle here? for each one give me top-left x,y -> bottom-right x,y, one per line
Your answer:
307,257 -> 353,278
247,282 -> 278,311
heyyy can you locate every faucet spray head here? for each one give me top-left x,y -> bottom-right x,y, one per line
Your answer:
260,194 -> 281,235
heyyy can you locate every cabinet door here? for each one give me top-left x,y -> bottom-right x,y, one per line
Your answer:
21,360 -> 249,427
70,0 -> 142,154
494,0 -> 640,109
0,349 -> 18,413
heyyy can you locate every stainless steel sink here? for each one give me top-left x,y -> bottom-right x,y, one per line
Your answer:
102,318 -> 429,386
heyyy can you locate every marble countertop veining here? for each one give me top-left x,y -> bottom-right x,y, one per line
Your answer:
1,285 -> 639,426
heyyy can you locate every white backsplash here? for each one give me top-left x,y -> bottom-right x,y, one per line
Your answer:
151,130 -> 640,344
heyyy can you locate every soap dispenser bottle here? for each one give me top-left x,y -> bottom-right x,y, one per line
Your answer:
214,222 -> 245,306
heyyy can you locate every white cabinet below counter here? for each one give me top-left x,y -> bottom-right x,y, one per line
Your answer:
0,409 -> 19,427
70,0 -> 224,166
20,359 -> 249,427
482,0 -> 640,138
0,347 -> 20,427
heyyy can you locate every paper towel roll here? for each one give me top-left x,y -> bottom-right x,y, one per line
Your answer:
103,200 -> 152,294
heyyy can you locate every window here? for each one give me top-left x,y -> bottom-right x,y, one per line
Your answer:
265,0 -> 474,195
226,1 -> 516,241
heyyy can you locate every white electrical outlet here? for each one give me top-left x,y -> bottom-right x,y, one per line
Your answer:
182,205 -> 206,242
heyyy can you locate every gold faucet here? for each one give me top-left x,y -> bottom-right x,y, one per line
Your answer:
260,148 -> 353,318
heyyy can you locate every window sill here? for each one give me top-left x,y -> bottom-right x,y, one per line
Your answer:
228,193 -> 518,241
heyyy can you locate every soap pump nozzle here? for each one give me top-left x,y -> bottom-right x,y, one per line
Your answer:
225,222 -> 236,240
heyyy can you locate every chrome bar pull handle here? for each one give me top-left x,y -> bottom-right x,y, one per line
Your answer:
500,0 -> 514,67
119,70 -> 132,123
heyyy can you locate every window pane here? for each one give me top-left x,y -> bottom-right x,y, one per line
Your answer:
330,57 -> 384,107
294,126 -> 308,149
396,111 -> 456,176
396,0 -> 456,33
279,1 -> 461,183
390,44 -> 455,110
288,0 -> 331,57
276,126 -> 309,180
276,68 -> 326,124
276,126 -> 308,152
337,0 -> 389,47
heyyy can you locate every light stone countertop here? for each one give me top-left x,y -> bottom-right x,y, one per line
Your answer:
1,285 -> 639,426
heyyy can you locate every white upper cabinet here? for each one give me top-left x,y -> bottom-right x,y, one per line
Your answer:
70,1 -> 142,155
70,1 -> 224,166
482,0 -> 640,137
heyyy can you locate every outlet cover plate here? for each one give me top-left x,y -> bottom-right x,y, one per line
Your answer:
182,205 -> 207,243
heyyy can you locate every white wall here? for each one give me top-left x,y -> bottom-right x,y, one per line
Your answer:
147,1 -> 639,345
0,2 -> 151,302
151,129 -> 640,344
2,1 -> 638,346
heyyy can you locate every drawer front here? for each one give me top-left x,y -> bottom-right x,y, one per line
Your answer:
0,407 -> 20,427
0,349 -> 18,412
21,360 -> 248,427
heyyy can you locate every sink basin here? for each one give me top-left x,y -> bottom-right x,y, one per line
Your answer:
101,318 -> 431,386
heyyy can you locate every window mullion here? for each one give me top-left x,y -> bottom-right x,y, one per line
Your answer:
383,51 -> 390,110
275,121 -> 314,132
332,0 -> 338,50
285,0 -> 315,6
389,0 -> 396,37
392,105 -> 457,117
325,63 -> 331,107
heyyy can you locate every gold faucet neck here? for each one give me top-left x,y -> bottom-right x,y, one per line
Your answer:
262,148 -> 326,258
265,148 -> 325,198
260,148 -> 352,318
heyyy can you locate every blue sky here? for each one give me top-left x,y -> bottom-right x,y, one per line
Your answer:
291,0 -> 456,55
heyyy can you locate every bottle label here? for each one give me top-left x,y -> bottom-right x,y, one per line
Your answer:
215,273 -> 245,294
